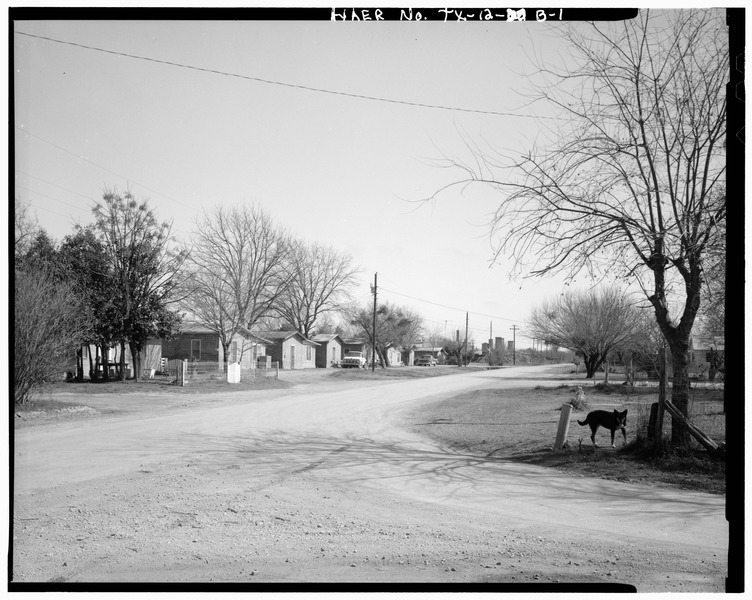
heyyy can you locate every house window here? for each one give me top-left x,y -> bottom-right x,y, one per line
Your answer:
191,339 -> 201,360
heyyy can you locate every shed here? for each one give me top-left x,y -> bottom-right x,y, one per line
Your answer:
342,338 -> 376,365
255,331 -> 319,369
312,333 -> 344,368
413,347 -> 449,365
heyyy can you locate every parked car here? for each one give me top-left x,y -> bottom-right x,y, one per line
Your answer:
341,351 -> 367,368
415,355 -> 438,366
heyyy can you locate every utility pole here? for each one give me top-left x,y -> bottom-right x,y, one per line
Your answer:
510,325 -> 518,365
371,272 -> 377,372
463,312 -> 469,367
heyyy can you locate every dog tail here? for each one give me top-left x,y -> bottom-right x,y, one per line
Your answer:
577,418 -> 587,426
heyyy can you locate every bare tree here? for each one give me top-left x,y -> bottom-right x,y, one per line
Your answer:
528,288 -> 642,378
182,203 -> 289,367
433,10 -> 726,446
277,240 -> 359,338
423,324 -> 447,349
14,196 -> 38,263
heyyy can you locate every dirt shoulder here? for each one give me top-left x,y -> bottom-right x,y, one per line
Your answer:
409,384 -> 726,495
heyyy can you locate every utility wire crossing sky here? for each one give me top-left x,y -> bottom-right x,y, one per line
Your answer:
14,16 -> 603,346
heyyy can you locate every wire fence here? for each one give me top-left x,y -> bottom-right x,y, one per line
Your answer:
162,359 -> 279,384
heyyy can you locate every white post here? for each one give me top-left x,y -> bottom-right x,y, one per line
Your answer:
227,362 -> 241,384
553,403 -> 573,451
176,359 -> 186,387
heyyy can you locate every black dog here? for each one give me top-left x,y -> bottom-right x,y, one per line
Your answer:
578,409 -> 628,447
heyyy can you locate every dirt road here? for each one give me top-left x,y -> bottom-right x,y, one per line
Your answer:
12,365 -> 727,590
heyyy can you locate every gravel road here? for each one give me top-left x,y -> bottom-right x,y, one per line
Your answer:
12,365 -> 727,590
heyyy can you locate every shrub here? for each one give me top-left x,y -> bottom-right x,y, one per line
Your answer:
15,267 -> 89,405
570,386 -> 589,411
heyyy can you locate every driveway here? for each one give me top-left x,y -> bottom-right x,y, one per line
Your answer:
12,365 -> 727,589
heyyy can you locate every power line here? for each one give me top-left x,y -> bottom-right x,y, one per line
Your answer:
14,184 -> 91,213
16,170 -> 97,202
16,30 -> 550,120
15,125 -> 196,211
378,285 -> 524,324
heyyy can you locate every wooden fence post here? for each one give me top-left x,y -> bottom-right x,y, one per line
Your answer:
647,403 -> 658,441
553,403 -> 573,451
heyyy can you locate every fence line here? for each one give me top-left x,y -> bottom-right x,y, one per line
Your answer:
162,359 -> 279,383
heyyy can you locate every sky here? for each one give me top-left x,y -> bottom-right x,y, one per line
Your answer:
13,11 -> 617,348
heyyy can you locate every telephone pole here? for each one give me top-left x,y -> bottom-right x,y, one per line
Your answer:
510,325 -> 518,365
371,272 -> 377,372
463,312 -> 469,367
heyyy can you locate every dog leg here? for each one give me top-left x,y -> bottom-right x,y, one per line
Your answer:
610,429 -> 616,447
591,424 -> 600,447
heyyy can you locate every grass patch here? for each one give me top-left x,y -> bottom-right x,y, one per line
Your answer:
15,398 -> 86,413
410,386 -> 725,495
39,375 -> 292,396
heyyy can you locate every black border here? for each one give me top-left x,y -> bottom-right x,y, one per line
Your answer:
8,6 -> 735,594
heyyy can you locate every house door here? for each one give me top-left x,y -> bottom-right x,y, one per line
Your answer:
290,345 -> 295,370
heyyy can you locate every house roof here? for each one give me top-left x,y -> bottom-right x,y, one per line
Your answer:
342,338 -> 368,346
177,321 -> 272,344
255,331 -> 319,346
312,333 -> 342,344
414,347 -> 447,353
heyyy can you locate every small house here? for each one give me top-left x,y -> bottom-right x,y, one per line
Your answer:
255,331 -> 319,369
312,333 -> 344,368
161,322 -> 269,370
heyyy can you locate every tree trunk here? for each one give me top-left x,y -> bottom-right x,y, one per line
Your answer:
128,341 -> 141,383
668,341 -> 691,447
221,339 -> 230,369
584,355 -> 600,379
97,344 -> 108,381
87,345 -> 94,380
376,347 -> 387,368
626,356 -> 634,389
119,339 -> 127,381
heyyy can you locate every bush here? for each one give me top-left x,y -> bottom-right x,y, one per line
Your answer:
14,268 -> 89,404
570,386 -> 589,411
